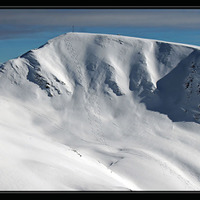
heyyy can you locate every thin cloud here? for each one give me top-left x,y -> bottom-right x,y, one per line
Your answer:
0,9 -> 200,39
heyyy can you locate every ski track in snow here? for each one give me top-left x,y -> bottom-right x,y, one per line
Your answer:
64,34 -> 108,147
132,148 -> 199,190
64,35 -> 88,89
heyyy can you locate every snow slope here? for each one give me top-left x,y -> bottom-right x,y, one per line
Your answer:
1,32 -> 200,190
145,49 -> 200,123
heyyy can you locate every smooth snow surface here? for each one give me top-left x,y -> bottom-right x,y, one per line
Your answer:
1,32 -> 200,190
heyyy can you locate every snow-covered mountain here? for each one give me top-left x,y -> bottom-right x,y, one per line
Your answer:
1,32 -> 200,190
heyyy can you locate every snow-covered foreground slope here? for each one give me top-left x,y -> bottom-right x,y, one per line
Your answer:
1,32 -> 200,190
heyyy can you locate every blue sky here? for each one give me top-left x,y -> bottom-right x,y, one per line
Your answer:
1,9 -> 200,63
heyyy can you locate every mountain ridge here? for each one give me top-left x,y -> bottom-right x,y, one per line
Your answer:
0,32 -> 196,95
1,32 -> 200,122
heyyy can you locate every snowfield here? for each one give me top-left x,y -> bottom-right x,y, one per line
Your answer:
1,32 -> 200,190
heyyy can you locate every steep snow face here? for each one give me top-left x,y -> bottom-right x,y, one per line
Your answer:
1,32 -> 200,190
144,49 -> 200,123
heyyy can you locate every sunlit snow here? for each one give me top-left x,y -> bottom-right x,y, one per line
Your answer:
0,32 -> 200,190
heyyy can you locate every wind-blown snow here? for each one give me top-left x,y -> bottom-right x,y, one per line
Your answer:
1,32 -> 200,190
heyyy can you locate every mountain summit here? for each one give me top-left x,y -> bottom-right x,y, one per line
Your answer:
1,32 -> 200,190
1,32 -> 199,123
